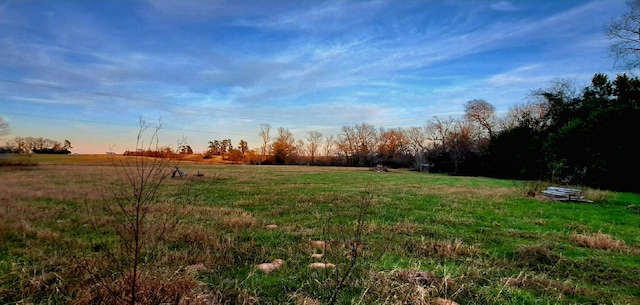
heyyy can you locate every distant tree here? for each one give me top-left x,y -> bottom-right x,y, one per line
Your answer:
464,99 -> 496,139
294,139 -> 306,164
5,136 -> 69,154
228,148 -> 244,164
336,123 -> 378,166
324,135 -> 335,157
425,116 -> 453,154
220,139 -> 230,155
377,127 -> 409,167
606,0 -> 640,69
306,130 -> 323,165
0,117 -> 10,139
259,123 -> 271,164
337,125 -> 356,165
208,140 -> 221,155
180,145 -> 193,154
63,139 -> 73,151
403,126 -> 430,170
238,140 -> 249,155
500,101 -> 548,131
270,127 -> 296,164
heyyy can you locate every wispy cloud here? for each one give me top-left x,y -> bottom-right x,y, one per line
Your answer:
0,0 -> 628,153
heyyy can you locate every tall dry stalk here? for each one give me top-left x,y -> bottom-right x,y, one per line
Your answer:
77,118 -> 193,305
320,190 -> 375,305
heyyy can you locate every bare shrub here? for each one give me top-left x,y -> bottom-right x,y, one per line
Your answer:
316,190 -> 376,305
571,232 -> 625,251
75,118 -> 196,304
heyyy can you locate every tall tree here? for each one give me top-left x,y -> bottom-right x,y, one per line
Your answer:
208,140 -> 221,155
271,127 -> 296,164
259,123 -> 271,164
238,140 -> 249,155
464,99 -> 496,139
324,135 -> 335,157
403,126 -> 430,170
378,128 -> 408,166
306,130 -> 323,165
606,0 -> 640,69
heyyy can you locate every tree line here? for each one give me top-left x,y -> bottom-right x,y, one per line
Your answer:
250,73 -> 638,193
1,136 -> 72,154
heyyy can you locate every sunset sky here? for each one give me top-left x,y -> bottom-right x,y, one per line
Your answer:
0,0 -> 628,154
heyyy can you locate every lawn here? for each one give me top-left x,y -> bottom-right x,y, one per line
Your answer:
0,155 -> 638,304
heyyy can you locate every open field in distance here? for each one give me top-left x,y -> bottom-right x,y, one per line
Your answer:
1,154 -> 639,304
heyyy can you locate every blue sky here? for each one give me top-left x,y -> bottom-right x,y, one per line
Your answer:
0,0 -> 628,154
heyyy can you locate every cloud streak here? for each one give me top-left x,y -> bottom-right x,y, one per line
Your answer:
0,0 -> 628,153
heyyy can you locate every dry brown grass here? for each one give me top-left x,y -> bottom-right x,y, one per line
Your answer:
581,188 -> 612,202
571,232 -> 626,251
179,205 -> 259,229
502,273 -> 586,297
0,164 -> 119,202
417,185 -> 516,199
392,221 -> 421,234
514,245 -> 564,268
291,293 -> 322,305
364,269 -> 461,305
221,211 -> 258,229
71,269 -> 199,305
409,239 -> 480,258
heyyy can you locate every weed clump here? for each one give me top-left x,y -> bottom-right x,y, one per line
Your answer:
502,273 -> 586,297
405,238 -> 480,258
513,245 -> 563,269
570,232 -> 625,251
364,269 -> 461,304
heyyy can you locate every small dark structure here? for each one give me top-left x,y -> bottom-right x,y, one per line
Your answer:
420,163 -> 433,173
172,167 -> 187,178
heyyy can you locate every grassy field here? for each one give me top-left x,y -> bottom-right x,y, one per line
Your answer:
1,154 -> 639,304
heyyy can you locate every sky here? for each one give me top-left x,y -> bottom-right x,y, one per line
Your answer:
0,0 -> 629,154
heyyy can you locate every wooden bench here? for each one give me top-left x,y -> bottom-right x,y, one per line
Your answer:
541,186 -> 592,202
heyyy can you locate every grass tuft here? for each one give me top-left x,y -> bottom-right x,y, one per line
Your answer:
570,232 -> 625,251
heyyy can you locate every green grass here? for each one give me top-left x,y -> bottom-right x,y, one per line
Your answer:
0,156 -> 638,304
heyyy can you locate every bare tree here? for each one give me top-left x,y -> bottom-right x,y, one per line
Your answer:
464,99 -> 496,139
324,135 -> 335,157
425,116 -> 454,152
403,126 -> 430,169
258,123 -> 271,164
606,0 -> 640,69
306,130 -> 323,165
501,101 -> 549,130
